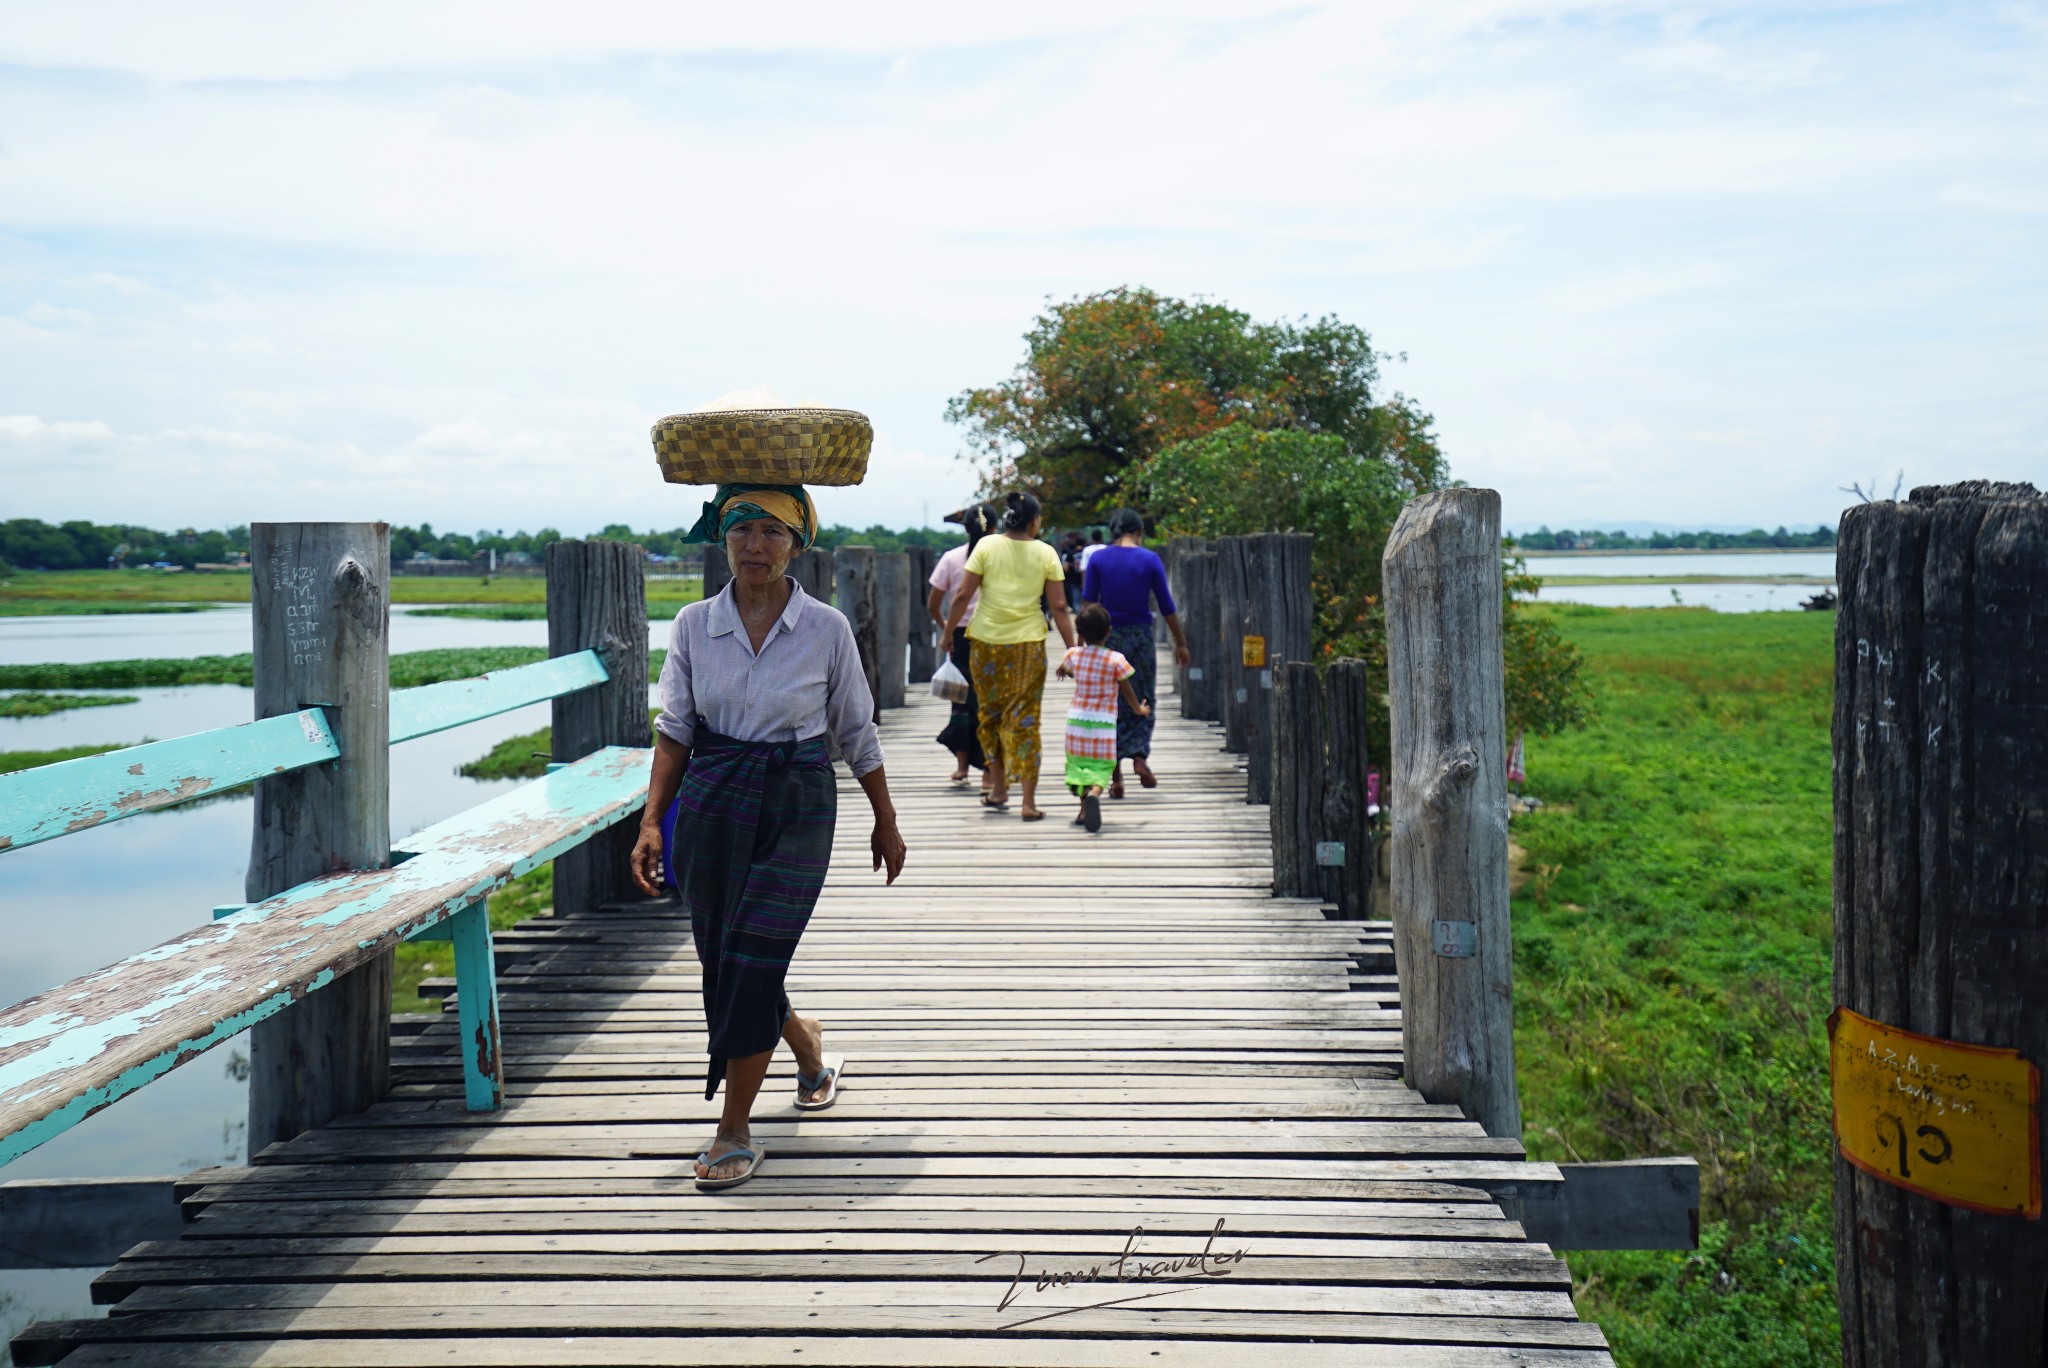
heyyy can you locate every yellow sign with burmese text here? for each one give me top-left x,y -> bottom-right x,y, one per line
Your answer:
1829,1007 -> 2040,1218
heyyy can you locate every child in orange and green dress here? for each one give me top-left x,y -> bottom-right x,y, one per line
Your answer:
1056,603 -> 1151,833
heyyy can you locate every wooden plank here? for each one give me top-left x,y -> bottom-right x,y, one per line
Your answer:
386,649 -> 607,743
38,1331 -> 1617,1366
547,538 -> 651,923
15,666 -> 1616,1366
0,708 -> 337,853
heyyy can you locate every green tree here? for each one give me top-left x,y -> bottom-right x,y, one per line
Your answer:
946,287 -> 1446,523
1137,414 -> 1590,755
1501,556 -> 1595,738
1141,427 -> 1402,653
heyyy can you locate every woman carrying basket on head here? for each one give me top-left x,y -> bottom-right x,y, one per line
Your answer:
1079,508 -> 1191,798
632,405 -> 907,1193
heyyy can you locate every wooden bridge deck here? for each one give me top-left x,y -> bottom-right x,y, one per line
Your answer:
20,659 -> 1613,1366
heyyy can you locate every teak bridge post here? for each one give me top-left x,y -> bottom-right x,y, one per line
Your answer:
835,547 -> 882,711
547,539 -> 650,918
245,522 -> 393,1151
1833,481 -> 2048,1365
1382,488 -> 1520,1141
905,545 -> 938,685
874,551 -> 909,710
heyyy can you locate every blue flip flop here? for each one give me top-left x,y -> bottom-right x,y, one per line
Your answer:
694,1142 -> 765,1191
794,1055 -> 845,1112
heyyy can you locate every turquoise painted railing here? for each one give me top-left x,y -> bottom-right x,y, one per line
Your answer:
0,650 -> 610,853
0,648 -> 653,1169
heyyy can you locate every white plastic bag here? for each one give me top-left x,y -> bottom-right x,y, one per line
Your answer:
930,656 -> 970,703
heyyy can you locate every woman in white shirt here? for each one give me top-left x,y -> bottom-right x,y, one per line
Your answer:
925,504 -> 996,788
630,482 -> 907,1191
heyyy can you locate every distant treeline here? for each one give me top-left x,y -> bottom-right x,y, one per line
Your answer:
0,518 -> 964,573
2,519 -> 248,571
1511,525 -> 1837,552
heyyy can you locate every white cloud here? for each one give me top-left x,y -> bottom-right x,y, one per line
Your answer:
0,2 -> 2042,536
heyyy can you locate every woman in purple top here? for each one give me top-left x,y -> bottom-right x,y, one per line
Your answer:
1079,508 -> 1192,797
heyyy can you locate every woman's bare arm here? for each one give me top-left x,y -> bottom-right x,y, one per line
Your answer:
630,732 -> 691,897
1163,611 -> 1192,669
856,766 -> 907,885
1045,579 -> 1077,650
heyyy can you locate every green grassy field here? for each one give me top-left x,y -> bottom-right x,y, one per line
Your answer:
0,647 -> 670,691
1510,606 -> 1837,1365
0,691 -> 138,717
0,742 -> 128,775
0,568 -> 699,617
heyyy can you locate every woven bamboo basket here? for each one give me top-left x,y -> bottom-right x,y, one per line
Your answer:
651,407 -> 872,487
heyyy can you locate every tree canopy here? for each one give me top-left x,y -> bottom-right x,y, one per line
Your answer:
951,286 -> 1590,745
946,287 -> 1445,523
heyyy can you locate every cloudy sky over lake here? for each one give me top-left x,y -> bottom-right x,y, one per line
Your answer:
2,2 -> 2042,538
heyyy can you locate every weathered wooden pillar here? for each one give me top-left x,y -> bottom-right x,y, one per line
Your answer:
1215,538 -> 1250,754
547,539 -> 650,916
1241,536 -> 1275,798
874,552 -> 909,710
1165,537 -> 1209,707
834,547 -> 881,711
1383,488 -> 1519,1140
246,522 -> 392,1150
1833,481 -> 2048,1367
906,545 -> 939,684
1269,661 -> 1325,897
1242,533 -> 1315,805
1322,658 -> 1377,920
702,545 -> 731,601
1180,551 -> 1219,722
791,548 -> 834,605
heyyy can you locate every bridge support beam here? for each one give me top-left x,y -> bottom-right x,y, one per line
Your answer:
548,538 -> 651,919
1833,482 -> 2048,1365
246,521 -> 393,1151
1383,489 -> 1520,1141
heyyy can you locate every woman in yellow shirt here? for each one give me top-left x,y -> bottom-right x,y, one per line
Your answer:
938,491 -> 1076,820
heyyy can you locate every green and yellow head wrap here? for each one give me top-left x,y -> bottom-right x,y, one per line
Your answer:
681,482 -> 819,551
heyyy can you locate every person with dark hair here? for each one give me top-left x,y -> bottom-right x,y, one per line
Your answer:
631,485 -> 907,1191
1057,601 -> 1150,832
1080,507 -> 1191,798
938,490 -> 1076,821
926,504 -> 996,789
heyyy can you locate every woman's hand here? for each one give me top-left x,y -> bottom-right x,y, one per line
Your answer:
1174,643 -> 1192,670
871,818 -> 907,886
939,626 -> 954,654
1136,700 -> 1153,718
630,821 -> 666,898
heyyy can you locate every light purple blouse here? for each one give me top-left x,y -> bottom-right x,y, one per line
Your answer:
654,579 -> 885,777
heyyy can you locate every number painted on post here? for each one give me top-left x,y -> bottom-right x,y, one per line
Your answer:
1829,1006 -> 2040,1218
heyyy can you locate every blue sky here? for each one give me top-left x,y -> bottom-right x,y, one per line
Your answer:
1,1 -> 2043,537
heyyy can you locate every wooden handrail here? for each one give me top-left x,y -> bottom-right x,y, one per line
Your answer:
0,650 -> 612,855
0,709 -> 338,853
387,649 -> 608,743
